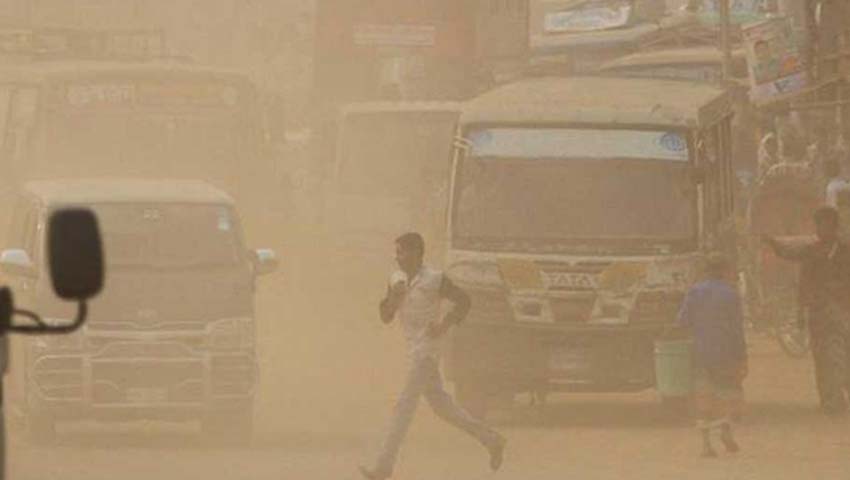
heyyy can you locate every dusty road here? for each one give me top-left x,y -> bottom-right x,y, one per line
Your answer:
7,247 -> 850,480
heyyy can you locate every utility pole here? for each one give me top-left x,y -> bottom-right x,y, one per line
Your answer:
719,0 -> 733,81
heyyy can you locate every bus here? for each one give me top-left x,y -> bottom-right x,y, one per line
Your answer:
0,28 -> 282,244
444,76 -> 737,417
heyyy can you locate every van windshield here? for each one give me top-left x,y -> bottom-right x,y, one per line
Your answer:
87,204 -> 244,268
452,127 -> 696,252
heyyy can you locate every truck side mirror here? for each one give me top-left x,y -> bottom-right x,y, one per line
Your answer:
251,249 -> 279,276
48,209 -> 103,301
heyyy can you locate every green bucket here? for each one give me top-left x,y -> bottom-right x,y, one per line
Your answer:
654,339 -> 693,396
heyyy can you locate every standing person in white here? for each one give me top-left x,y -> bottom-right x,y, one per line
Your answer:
359,233 -> 506,480
824,158 -> 850,239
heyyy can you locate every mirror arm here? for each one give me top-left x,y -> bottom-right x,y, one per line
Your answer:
6,301 -> 88,335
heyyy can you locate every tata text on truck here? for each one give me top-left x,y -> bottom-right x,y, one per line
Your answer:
0,28 -> 282,244
444,76 -> 736,415
1,180 -> 278,443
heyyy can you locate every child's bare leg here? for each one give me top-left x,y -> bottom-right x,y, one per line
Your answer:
718,397 -> 740,453
696,393 -> 717,458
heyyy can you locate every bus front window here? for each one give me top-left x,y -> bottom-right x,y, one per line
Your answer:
452,127 -> 696,253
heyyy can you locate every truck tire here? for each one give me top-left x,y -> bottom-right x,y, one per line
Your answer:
202,405 -> 254,445
27,410 -> 56,445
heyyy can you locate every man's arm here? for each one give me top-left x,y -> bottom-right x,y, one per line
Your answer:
440,276 -> 471,325
763,236 -> 810,262
379,284 -> 404,324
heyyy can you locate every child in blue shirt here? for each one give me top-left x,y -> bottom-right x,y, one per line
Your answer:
678,253 -> 748,457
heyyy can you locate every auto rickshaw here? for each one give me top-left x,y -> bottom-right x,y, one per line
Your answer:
742,167 -> 819,357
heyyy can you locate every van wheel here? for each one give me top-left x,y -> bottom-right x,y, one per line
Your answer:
28,411 -> 56,445
202,406 -> 254,445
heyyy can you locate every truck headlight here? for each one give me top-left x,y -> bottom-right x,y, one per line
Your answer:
447,261 -> 503,288
207,318 -> 254,350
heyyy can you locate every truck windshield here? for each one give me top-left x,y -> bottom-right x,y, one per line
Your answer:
452,127 -> 696,252
90,204 -> 243,268
336,111 -> 456,197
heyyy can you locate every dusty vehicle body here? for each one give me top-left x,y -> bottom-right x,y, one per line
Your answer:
322,102 -> 459,294
312,0 -> 528,174
444,77 -> 737,413
529,0 -> 694,74
1,180 -> 278,441
596,46 -> 749,83
0,33 -> 280,244
596,46 -> 759,182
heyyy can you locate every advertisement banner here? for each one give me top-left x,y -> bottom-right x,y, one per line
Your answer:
699,0 -> 775,25
743,17 -> 808,105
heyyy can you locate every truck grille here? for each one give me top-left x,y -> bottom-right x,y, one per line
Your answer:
631,291 -> 684,323
467,289 -> 513,323
32,356 -> 84,400
91,360 -> 204,405
211,355 -> 254,396
550,296 -> 596,323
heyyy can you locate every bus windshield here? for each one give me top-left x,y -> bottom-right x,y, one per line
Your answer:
452,127 -> 696,252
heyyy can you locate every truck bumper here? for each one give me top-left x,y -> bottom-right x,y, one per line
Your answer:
28,351 -> 255,420
447,322 -> 666,393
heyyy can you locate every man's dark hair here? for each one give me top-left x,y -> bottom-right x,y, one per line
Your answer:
814,205 -> 839,225
396,232 -> 425,256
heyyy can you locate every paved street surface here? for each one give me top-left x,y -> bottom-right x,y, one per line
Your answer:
7,247 -> 850,480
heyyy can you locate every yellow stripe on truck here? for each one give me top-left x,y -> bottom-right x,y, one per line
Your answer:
497,258 -> 544,290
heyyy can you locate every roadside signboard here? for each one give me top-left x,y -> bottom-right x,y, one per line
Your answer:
698,0 -> 775,25
743,17 -> 808,105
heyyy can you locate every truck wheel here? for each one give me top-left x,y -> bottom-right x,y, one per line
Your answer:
27,411 -> 56,445
455,381 -> 489,421
202,406 -> 254,445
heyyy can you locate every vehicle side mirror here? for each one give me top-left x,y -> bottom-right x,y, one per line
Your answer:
252,249 -> 279,276
0,249 -> 35,278
48,209 -> 103,301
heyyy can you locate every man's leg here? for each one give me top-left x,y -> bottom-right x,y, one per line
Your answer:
810,318 -> 848,413
369,359 -> 429,477
420,358 -> 506,471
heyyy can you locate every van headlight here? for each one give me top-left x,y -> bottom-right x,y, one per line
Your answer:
207,318 -> 254,350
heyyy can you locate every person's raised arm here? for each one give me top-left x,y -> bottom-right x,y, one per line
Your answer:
762,235 -> 808,262
379,282 -> 406,324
